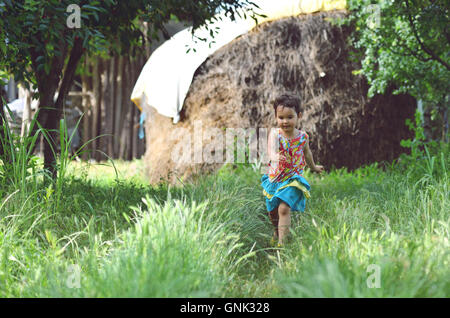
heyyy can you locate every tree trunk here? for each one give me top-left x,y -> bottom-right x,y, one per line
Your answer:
35,90 -> 59,177
29,36 -> 84,178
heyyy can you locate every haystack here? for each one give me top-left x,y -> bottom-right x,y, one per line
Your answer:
143,11 -> 415,184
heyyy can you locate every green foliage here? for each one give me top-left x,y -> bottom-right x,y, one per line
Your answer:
0,107 -> 42,190
342,0 -> 449,103
0,0 -> 262,88
0,119 -> 449,297
274,156 -> 449,297
400,109 -> 427,158
0,151 -> 448,297
337,0 -> 450,144
397,107 -> 449,182
2,20 -> 449,292
0,0 -> 264,176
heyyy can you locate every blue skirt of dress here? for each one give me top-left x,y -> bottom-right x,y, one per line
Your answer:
261,174 -> 311,212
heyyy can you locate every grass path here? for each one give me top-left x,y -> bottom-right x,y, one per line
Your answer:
0,157 -> 449,297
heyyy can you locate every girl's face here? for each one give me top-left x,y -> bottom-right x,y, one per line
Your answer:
276,105 -> 301,135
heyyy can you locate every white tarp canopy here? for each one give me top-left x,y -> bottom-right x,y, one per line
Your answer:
131,0 -> 346,123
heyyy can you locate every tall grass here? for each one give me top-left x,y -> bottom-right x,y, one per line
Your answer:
0,115 -> 269,296
0,167 -> 270,297
0,114 -> 448,297
273,163 -> 449,297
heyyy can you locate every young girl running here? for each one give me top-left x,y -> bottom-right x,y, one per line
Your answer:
261,94 -> 324,246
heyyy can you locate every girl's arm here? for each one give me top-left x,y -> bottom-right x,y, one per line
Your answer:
268,129 -> 288,167
267,128 -> 280,163
304,139 -> 324,173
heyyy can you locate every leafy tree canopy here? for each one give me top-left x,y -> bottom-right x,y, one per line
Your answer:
0,0 -> 261,89
342,0 -> 449,105
337,0 -> 449,142
0,0 -> 261,175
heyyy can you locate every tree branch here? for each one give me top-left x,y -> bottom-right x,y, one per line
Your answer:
55,37 -> 84,111
390,29 -> 433,62
405,0 -> 450,70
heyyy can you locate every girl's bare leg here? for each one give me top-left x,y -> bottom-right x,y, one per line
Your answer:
278,202 -> 291,245
268,207 -> 279,238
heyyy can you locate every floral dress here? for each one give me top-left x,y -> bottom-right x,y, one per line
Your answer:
261,128 -> 311,212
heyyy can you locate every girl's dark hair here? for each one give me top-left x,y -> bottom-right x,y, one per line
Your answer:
273,94 -> 301,115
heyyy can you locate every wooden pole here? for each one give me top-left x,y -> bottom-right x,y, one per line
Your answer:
81,60 -> 92,160
114,56 -> 124,158
91,58 -> 101,161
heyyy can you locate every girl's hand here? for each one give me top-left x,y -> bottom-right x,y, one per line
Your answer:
313,165 -> 324,173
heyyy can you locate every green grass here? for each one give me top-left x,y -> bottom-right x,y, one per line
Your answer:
0,140 -> 449,297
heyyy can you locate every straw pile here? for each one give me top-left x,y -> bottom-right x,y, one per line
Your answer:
143,10 -> 416,184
